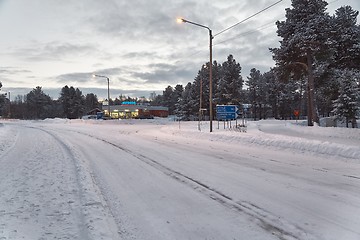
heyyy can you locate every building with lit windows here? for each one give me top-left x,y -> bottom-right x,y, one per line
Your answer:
103,103 -> 168,119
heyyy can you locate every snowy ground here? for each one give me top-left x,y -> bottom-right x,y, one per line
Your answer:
0,118 -> 360,240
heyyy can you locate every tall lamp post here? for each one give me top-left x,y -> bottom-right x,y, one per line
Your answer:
93,74 -> 110,118
177,18 -> 213,132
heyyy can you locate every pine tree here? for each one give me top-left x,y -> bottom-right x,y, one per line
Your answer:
175,82 -> 195,120
263,70 -> 283,119
173,84 -> 184,110
330,6 -> 360,71
212,61 -> 222,106
217,54 -> 242,105
278,79 -> 300,120
332,69 -> 360,128
162,86 -> 175,114
270,0 -> 331,125
315,6 -> 360,118
72,88 -> 85,118
59,86 -> 85,119
59,86 -> 71,118
246,68 -> 262,120
25,86 -> 53,119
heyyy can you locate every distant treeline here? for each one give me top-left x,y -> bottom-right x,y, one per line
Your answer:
0,85 -> 146,120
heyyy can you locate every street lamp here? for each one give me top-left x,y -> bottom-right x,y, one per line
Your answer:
177,18 -> 214,132
93,74 -> 110,118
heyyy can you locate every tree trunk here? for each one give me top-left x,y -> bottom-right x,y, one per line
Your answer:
306,51 -> 319,126
351,118 -> 358,128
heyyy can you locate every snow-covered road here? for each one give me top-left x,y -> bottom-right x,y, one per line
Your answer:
1,119 -> 360,240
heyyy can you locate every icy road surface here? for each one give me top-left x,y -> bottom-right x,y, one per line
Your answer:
0,119 -> 360,240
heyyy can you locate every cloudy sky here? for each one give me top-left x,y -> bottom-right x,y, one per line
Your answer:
0,0 -> 359,100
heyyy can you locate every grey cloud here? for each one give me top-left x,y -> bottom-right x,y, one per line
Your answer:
121,51 -> 159,60
86,0 -> 217,43
56,72 -> 93,84
56,67 -> 124,85
0,67 -> 33,85
132,63 -> 195,84
0,67 -> 32,75
13,42 -> 98,62
92,67 -> 124,77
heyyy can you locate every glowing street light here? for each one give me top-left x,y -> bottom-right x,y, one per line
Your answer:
93,74 -> 110,118
177,17 -> 214,132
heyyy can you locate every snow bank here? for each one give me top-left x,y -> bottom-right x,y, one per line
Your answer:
162,119 -> 360,161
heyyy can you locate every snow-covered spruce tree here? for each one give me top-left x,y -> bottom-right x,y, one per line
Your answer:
330,6 -> 360,71
211,61 -> 222,107
175,82 -> 196,120
278,78 -> 300,120
25,86 -> 53,119
173,84 -> 184,105
316,6 -> 360,118
73,88 -> 86,119
191,65 -> 208,117
246,68 -> 263,120
198,64 -> 210,111
59,85 -> 71,118
270,0 -> 331,126
217,54 -> 243,105
85,93 -> 99,113
162,86 -> 175,114
59,86 -> 85,119
332,70 -> 360,128
171,84 -> 184,116
263,70 -> 281,119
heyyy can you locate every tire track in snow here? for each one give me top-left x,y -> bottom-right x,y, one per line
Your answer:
22,126 -> 120,240
0,123 -> 19,161
70,130 -> 314,240
0,125 -> 90,240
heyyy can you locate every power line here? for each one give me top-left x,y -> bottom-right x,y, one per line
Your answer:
214,0 -> 345,45
214,20 -> 281,46
177,0 -> 288,60
213,0 -> 284,37
180,16 -> 286,61
185,0 -> 343,54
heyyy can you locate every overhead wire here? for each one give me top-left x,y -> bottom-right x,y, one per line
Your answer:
179,1 -> 288,60
213,0 -> 284,37
176,0 -> 346,66
213,20 -> 281,46
212,0 -> 345,47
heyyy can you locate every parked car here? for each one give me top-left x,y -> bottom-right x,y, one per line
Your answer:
81,115 -> 97,120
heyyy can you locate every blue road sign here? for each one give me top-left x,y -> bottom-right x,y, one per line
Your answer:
216,112 -> 237,120
216,105 -> 239,120
216,105 -> 238,113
